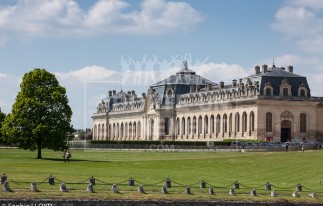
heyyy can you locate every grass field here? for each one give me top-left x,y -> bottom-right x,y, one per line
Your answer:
0,148 -> 323,203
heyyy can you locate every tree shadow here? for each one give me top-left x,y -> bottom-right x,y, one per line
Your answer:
40,158 -> 111,162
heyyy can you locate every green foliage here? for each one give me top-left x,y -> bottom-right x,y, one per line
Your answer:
1,68 -> 73,158
0,109 -> 6,143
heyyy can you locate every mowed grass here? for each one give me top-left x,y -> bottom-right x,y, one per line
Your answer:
0,148 -> 323,203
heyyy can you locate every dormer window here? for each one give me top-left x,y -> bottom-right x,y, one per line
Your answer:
263,81 -> 274,96
298,83 -> 308,97
280,78 -> 292,97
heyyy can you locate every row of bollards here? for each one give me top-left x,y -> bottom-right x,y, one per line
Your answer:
0,174 -> 319,198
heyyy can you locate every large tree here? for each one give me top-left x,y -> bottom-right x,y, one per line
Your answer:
0,108 -> 6,143
2,68 -> 73,159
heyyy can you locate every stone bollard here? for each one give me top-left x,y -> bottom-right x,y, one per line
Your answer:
3,181 -> 11,192
138,185 -> 144,193
60,183 -> 67,192
161,185 -> 167,194
233,181 -> 239,189
87,183 -> 94,193
250,189 -> 256,196
1,174 -> 7,185
185,186 -> 191,194
292,191 -> 299,198
296,183 -> 302,192
271,190 -> 277,197
30,182 -> 38,192
165,178 -> 171,188
48,175 -> 55,185
229,188 -> 235,195
200,180 -> 206,188
209,186 -> 215,195
308,192 -> 317,198
128,177 -> 134,186
111,184 -> 118,193
265,182 -> 271,190
89,176 -> 95,186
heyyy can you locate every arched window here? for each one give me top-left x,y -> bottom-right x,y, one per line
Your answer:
229,113 -> 232,133
112,123 -> 115,139
210,115 -> 215,134
187,117 -> 191,135
125,123 -> 128,138
129,122 -> 132,139
133,122 -> 137,138
266,112 -> 273,132
216,114 -> 221,134
223,114 -> 228,133
250,111 -> 255,132
204,115 -> 208,134
108,124 -> 111,140
235,113 -> 240,132
120,123 -> 124,139
181,117 -> 186,135
187,117 -> 192,135
242,112 -> 247,133
193,116 -> 197,134
198,116 -> 202,135
116,123 -> 119,139
176,118 -> 180,136
300,113 -> 306,133
165,118 -> 170,135
300,89 -> 305,97
98,124 -> 101,140
137,121 -> 141,138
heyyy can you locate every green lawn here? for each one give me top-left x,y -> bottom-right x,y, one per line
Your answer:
0,148 -> 323,203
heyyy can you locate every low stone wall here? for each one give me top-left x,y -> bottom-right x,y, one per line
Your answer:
0,200 -> 321,206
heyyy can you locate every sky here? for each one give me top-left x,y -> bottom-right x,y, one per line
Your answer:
1,0 -> 323,129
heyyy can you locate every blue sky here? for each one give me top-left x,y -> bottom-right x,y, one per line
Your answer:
1,0 -> 323,129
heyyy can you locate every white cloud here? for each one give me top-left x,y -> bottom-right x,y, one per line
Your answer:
55,65 -> 118,82
0,0 -> 203,41
272,1 -> 323,53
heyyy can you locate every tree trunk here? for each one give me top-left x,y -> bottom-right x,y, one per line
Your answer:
37,146 -> 42,159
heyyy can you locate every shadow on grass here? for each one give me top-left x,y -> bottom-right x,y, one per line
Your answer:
40,158 -> 111,162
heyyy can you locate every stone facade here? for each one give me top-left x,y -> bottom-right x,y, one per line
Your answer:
92,62 -> 323,143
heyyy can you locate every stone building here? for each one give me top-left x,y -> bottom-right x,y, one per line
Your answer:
92,62 -> 323,143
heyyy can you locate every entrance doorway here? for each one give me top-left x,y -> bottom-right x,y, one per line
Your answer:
281,120 -> 291,142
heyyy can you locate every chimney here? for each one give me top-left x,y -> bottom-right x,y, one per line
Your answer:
281,67 -> 285,70
108,90 -> 112,97
255,65 -> 260,74
288,65 -> 293,73
112,90 -> 116,95
262,64 -> 268,73
127,91 -> 131,95
232,79 -> 237,87
239,78 -> 242,85
220,81 -> 224,89
142,93 -> 146,99
131,90 -> 135,95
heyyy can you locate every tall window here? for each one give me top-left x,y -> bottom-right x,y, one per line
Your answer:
133,122 -> 137,138
265,112 -> 273,132
216,114 -> 221,134
300,89 -> 305,97
283,88 -> 288,96
300,113 -> 306,133
181,117 -> 185,135
198,116 -> 202,135
204,116 -> 208,134
210,115 -> 215,134
137,121 -> 141,138
223,114 -> 228,133
250,112 -> 255,132
165,118 -> 170,135
229,113 -> 232,133
193,116 -> 197,134
187,117 -> 191,135
235,113 -> 240,132
242,112 -> 247,133
176,118 -> 180,135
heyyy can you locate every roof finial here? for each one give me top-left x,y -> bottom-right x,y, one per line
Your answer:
121,85 -> 123,92
272,57 -> 275,68
183,60 -> 188,70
